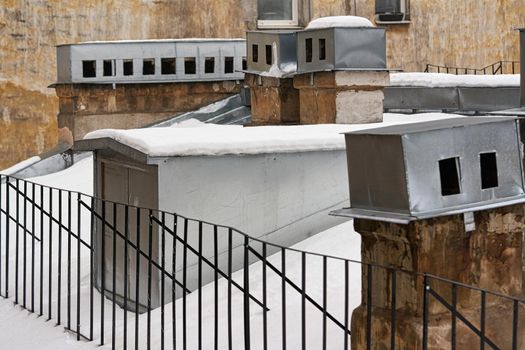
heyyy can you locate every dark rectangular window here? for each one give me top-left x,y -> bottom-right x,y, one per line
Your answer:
123,59 -> 134,76
103,60 -> 115,77
142,58 -> 155,75
161,58 -> 176,75
252,45 -> 259,63
319,38 -> 326,60
305,38 -> 313,63
82,60 -> 96,78
480,152 -> 498,189
184,57 -> 196,74
242,57 -> 247,70
265,45 -> 272,65
224,57 -> 234,74
205,57 -> 215,74
439,157 -> 461,196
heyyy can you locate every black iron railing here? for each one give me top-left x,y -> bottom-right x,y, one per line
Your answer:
424,61 -> 520,75
0,174 -> 523,349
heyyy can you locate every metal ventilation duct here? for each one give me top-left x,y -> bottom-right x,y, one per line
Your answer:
520,29 -> 524,107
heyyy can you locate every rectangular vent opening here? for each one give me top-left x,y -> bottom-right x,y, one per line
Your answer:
480,152 -> 498,189
103,60 -> 115,77
242,57 -> 247,70
184,57 -> 196,74
305,38 -> 313,63
319,38 -> 326,60
82,60 -> 96,78
224,57 -> 234,74
205,57 -> 215,74
161,58 -> 176,75
265,45 -> 272,65
143,58 -> 155,75
123,59 -> 134,76
439,157 -> 461,196
252,45 -> 259,63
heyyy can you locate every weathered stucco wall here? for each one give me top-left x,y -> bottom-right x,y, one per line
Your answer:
0,0 -> 523,168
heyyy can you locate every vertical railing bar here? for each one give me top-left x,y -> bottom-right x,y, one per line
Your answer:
282,248 -> 287,350
23,180 -> 27,308
172,215 -> 177,350
89,197 -> 94,341
344,260 -> 349,350
451,284 -> 457,350
4,176 -> 9,299
57,189 -> 63,325
0,175 -> 3,298
147,209 -> 153,350
512,300 -> 519,350
15,178 -> 19,305
322,256 -> 327,350
100,199 -> 105,345
263,243 -> 268,350
480,291 -> 486,350
182,218 -> 188,350
76,193 -> 82,341
198,222 -> 203,350
301,252 -> 306,350
31,182 -> 35,313
227,228 -> 232,350
161,212 -> 166,350
123,205 -> 129,350
67,191 -> 72,330
422,275 -> 429,350
214,225 -> 219,350
39,184 -> 44,316
243,236 -> 251,350
112,202 -> 117,350
366,264 -> 372,350
390,269 -> 396,350
134,208 -> 141,350
47,188 -> 52,320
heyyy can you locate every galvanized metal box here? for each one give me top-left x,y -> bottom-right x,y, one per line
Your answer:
56,39 -> 246,84
246,31 -> 297,73
333,117 -> 525,223
296,27 -> 386,73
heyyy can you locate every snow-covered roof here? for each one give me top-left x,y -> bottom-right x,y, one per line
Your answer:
83,113 -> 469,158
305,16 -> 374,30
390,73 -> 520,88
57,38 -> 245,47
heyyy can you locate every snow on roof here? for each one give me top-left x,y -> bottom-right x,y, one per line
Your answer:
305,16 -> 374,30
57,38 -> 245,47
390,73 -> 520,88
84,113 -> 468,157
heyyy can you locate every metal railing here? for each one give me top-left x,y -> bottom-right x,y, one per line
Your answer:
424,61 -> 520,75
0,174 -> 523,349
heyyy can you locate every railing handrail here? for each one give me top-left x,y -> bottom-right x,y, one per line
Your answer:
424,60 -> 520,75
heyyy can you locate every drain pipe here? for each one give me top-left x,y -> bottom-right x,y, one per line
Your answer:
520,28 -> 524,107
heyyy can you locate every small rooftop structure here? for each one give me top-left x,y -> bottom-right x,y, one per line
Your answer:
245,31 -> 297,75
332,117 -> 525,223
56,39 -> 246,84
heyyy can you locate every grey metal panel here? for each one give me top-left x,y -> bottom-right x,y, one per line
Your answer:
383,86 -> 459,110
458,87 -> 520,111
74,138 -> 149,164
56,46 -> 72,83
246,31 -> 297,72
296,28 -> 335,72
57,39 -> 246,84
520,29 -> 524,107
345,134 -> 409,213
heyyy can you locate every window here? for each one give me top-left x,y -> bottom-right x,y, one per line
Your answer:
123,59 -> 134,76
82,60 -> 96,78
205,57 -> 215,74
224,57 -> 234,74
319,39 -> 326,60
143,58 -> 155,75
305,38 -> 313,63
184,57 -> 196,74
265,45 -> 272,65
480,152 -> 498,189
252,45 -> 259,63
103,60 -> 115,77
257,0 -> 298,27
439,157 -> 461,196
161,58 -> 176,75
242,57 -> 247,70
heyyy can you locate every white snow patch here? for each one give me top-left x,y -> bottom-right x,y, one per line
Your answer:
260,42 -> 298,78
192,97 -> 232,114
306,16 -> 374,30
390,73 -> 520,88
84,113 -> 464,157
1,156 -> 41,176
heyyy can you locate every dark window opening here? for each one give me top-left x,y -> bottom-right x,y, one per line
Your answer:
265,45 -> 272,65
143,58 -> 155,75
439,157 -> 461,196
252,45 -> 259,63
319,38 -> 326,60
82,60 -> 96,78
161,58 -> 176,75
224,57 -> 234,74
184,57 -> 196,74
123,59 -> 134,76
480,152 -> 498,189
103,60 -> 115,77
305,38 -> 313,63
205,57 -> 215,74
242,57 -> 247,70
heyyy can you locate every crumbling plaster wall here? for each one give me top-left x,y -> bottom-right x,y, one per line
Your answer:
0,0 -> 522,168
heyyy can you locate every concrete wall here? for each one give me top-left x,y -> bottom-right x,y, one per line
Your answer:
1,0 -> 523,167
